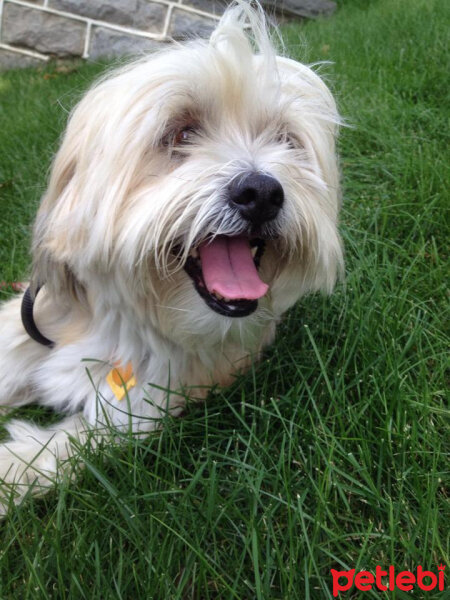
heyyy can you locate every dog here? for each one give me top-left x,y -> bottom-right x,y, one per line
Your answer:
0,0 -> 343,513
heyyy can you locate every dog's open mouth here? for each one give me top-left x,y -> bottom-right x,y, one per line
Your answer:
183,237 -> 267,317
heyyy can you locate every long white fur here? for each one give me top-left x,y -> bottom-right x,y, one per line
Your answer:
0,0 -> 343,513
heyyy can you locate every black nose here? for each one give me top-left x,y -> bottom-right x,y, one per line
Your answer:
228,172 -> 284,225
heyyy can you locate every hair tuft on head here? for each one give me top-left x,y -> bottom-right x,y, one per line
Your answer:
210,0 -> 280,64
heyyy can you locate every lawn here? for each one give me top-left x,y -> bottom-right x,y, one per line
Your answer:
0,0 -> 448,598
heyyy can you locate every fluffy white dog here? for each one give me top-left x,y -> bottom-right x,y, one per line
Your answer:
0,1 -> 342,512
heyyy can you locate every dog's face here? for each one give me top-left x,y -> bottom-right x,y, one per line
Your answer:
33,8 -> 343,348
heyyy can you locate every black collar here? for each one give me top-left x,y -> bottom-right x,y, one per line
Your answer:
21,286 -> 55,348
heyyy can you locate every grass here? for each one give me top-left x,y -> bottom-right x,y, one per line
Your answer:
0,0 -> 448,598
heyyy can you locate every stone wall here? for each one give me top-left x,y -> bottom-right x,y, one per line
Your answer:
0,0 -> 336,69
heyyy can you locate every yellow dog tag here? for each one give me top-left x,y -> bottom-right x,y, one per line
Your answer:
106,362 -> 136,401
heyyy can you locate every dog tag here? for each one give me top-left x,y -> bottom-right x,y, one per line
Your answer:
106,362 -> 136,401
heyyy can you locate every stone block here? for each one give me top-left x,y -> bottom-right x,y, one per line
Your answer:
0,48 -> 45,70
181,1 -> 227,15
169,9 -> 217,40
89,27 -> 161,59
2,4 -> 86,56
49,0 -> 167,33
181,1 -> 336,18
263,0 -> 336,18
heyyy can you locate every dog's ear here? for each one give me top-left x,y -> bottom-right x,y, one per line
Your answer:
31,75 -> 120,302
31,70 -> 152,295
31,127 -> 87,303
275,56 -> 344,292
275,56 -> 339,122
275,55 -> 341,202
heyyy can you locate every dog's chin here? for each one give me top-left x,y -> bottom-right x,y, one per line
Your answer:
182,237 -> 267,318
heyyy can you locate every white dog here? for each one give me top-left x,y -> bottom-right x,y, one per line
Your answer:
0,1 -> 342,512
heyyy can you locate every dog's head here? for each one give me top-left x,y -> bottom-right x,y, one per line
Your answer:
32,2 -> 343,346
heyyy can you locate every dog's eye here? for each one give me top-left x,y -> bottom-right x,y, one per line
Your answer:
161,124 -> 198,149
277,131 -> 301,149
173,126 -> 197,146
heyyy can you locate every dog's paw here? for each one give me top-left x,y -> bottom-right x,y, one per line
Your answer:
0,439 -> 58,514
0,414 -> 86,515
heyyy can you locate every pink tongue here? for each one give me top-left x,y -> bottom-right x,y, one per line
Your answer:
198,236 -> 268,300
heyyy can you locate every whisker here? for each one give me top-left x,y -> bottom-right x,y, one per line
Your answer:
155,304 -> 193,313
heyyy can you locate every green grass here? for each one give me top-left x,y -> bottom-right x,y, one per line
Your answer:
0,0 -> 449,598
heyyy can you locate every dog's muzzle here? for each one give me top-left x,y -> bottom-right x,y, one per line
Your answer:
183,237 -> 267,318
228,172 -> 284,226
181,172 -> 283,318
